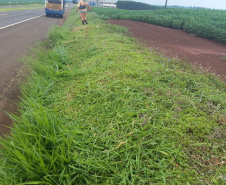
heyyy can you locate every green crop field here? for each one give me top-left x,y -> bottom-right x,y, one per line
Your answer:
116,1 -> 160,10
0,9 -> 225,185
92,7 -> 226,43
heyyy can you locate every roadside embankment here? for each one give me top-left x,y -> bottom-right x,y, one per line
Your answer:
0,9 -> 225,184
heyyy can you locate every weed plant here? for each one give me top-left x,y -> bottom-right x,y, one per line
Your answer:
221,57 -> 226,61
0,11 -> 225,184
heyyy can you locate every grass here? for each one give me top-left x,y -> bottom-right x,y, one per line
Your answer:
221,57 -> 226,61
0,4 -> 44,12
0,9 -> 225,184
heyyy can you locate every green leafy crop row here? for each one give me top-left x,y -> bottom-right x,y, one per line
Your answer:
93,7 -> 226,43
116,1 -> 160,10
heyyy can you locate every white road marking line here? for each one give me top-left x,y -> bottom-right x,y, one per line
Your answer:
0,14 -> 44,30
0,14 -> 7,16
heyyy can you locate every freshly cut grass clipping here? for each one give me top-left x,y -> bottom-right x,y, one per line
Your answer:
0,12 -> 225,185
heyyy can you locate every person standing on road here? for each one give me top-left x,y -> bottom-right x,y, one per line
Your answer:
76,0 -> 91,25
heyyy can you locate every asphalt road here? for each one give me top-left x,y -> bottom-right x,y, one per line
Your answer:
0,8 -> 45,28
0,7 -> 69,135
0,8 -> 60,94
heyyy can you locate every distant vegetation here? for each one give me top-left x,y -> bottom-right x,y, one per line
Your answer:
170,6 -> 207,9
72,0 -> 77,4
93,7 -> 226,43
0,0 -> 45,5
116,1 -> 160,10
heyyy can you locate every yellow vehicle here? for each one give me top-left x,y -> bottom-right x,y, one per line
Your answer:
45,0 -> 65,18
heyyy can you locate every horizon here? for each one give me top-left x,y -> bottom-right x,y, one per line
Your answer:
116,0 -> 226,10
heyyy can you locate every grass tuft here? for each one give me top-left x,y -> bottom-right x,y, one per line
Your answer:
0,10 -> 225,184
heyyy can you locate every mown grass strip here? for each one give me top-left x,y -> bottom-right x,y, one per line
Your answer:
0,4 -> 44,12
0,10 -> 225,184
